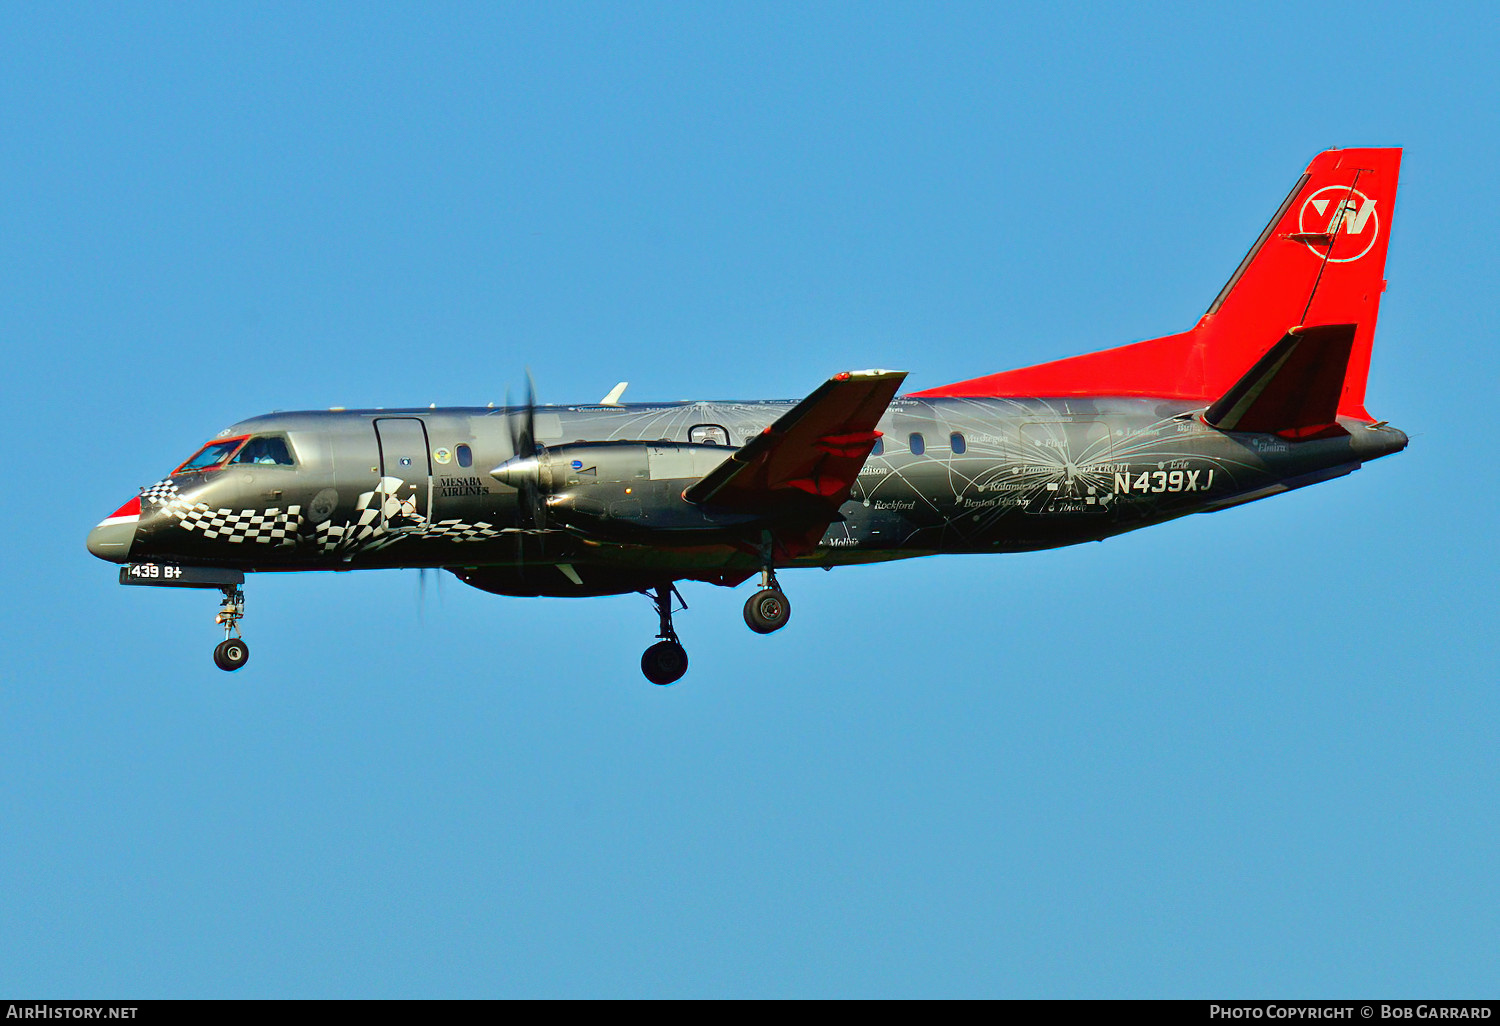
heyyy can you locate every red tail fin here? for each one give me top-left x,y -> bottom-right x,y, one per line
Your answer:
913,148 -> 1402,421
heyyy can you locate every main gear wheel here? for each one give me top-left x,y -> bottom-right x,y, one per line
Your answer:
641,640 -> 689,685
743,587 -> 791,634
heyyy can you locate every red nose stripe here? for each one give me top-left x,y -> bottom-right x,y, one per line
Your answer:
99,496 -> 142,526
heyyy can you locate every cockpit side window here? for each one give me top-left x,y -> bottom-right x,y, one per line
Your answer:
231,435 -> 296,466
174,437 -> 248,475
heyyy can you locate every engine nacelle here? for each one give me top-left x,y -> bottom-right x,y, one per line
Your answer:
492,441 -> 763,539
494,440 -> 728,489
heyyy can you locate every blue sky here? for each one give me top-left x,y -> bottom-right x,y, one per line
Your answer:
3,1 -> 1497,997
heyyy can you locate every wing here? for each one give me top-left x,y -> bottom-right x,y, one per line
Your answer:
683,369 -> 907,517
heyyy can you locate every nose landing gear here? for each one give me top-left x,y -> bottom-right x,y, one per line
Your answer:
212,585 -> 249,671
118,564 -> 251,671
743,567 -> 791,634
641,583 -> 689,685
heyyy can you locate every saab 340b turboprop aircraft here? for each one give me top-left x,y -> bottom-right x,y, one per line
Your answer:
88,147 -> 1408,684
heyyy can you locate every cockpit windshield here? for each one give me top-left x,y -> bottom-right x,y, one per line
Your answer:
173,434 -> 296,475
231,436 -> 295,466
175,438 -> 247,474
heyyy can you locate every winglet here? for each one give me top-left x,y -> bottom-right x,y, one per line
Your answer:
600,382 -> 629,406
1203,324 -> 1355,438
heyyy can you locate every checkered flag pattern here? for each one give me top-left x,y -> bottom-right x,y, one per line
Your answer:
423,520 -> 503,542
143,473 -> 506,555
314,478 -> 411,553
314,508 -> 386,554
140,479 -> 181,506
166,503 -> 303,546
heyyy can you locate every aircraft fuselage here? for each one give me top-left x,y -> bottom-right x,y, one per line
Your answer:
90,395 -> 1408,595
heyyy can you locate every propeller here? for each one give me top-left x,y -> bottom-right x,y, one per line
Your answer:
507,373 -> 536,460
499,372 -> 549,528
497,372 -> 549,577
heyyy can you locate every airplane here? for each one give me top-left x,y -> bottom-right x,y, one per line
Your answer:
87,147 -> 1408,685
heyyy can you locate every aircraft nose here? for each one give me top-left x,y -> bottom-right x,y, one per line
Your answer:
87,497 -> 140,563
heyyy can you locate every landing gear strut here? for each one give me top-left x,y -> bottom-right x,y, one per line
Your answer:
641,583 -> 689,686
212,584 -> 249,671
743,567 -> 791,635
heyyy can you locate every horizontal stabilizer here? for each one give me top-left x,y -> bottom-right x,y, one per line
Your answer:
1203,324 -> 1355,437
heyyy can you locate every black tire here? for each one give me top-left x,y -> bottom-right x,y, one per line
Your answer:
641,640 -> 689,685
213,638 -> 250,672
743,588 -> 791,634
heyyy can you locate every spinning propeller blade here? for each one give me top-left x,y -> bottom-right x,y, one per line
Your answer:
500,373 -> 549,581
504,372 -> 547,530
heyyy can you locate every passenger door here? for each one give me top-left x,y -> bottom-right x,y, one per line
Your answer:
373,417 -> 433,527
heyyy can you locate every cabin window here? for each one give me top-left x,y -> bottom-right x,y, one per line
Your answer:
175,437 -> 246,474
689,424 -> 730,446
909,433 -> 925,456
231,436 -> 296,466
456,444 -> 473,468
950,432 -> 966,455
870,437 -> 884,456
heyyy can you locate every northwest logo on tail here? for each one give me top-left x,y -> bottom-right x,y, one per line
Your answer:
1296,185 -> 1380,263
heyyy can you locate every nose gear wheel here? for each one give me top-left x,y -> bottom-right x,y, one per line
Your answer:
214,637 -> 249,671
212,585 -> 248,672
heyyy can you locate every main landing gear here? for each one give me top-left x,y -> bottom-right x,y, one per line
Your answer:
641,583 -> 689,686
743,567 -> 791,635
637,568 -> 790,685
212,584 -> 249,672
